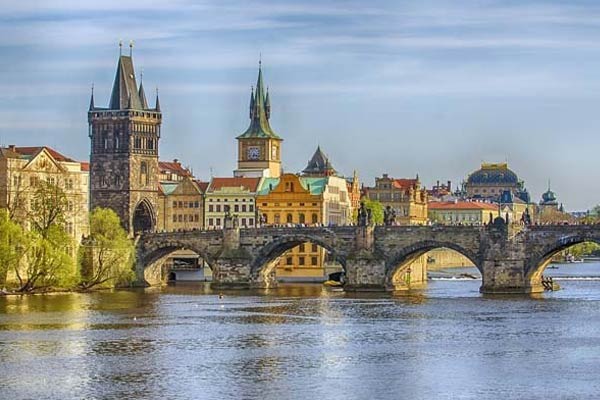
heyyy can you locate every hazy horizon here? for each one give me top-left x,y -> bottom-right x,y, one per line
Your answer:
2,0 -> 600,210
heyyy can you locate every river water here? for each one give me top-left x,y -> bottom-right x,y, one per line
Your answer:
1,263 -> 600,399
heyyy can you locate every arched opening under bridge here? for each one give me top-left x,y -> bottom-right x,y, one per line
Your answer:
385,242 -> 481,291
527,236 -> 600,292
133,199 -> 155,234
251,236 -> 345,288
139,244 -> 214,286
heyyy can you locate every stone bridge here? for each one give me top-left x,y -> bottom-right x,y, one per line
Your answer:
135,222 -> 600,294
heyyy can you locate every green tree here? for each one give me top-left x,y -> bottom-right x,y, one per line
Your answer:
0,209 -> 27,285
79,208 -> 134,289
362,198 -> 384,225
15,225 -> 76,292
568,242 -> 600,259
13,182 -> 76,292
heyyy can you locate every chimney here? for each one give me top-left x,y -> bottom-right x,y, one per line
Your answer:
173,158 -> 179,164
8,145 -> 15,151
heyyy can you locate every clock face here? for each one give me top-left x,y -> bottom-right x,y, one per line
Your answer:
247,146 -> 260,160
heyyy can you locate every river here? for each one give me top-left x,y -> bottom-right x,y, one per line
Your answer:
1,262 -> 600,399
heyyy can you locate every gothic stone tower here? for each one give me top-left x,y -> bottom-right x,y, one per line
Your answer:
234,62 -> 282,178
88,48 -> 161,235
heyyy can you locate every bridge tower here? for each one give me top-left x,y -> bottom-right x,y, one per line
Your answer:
88,44 -> 162,235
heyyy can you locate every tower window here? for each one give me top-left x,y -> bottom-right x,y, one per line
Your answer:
140,161 -> 148,186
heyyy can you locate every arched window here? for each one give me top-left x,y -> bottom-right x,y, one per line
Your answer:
299,213 -> 305,224
140,161 -> 148,186
262,213 -> 268,224
114,134 -> 120,150
103,133 -> 109,150
274,214 -> 280,224
286,213 -> 293,224
312,213 -> 318,224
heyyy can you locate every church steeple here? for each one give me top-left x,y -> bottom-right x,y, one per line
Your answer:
237,61 -> 280,139
234,59 -> 283,179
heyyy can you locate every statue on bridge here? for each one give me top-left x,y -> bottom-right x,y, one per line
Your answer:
521,208 -> 532,225
384,206 -> 396,226
357,202 -> 372,226
223,205 -> 239,229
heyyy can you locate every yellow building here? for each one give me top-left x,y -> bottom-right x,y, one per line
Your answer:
257,173 -> 352,280
156,160 -> 207,232
234,63 -> 282,178
363,174 -> 428,225
0,145 -> 89,242
428,201 -> 499,225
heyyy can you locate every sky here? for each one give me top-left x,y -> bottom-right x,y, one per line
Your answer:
2,0 -> 600,210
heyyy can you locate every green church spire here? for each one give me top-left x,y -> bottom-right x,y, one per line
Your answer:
237,60 -> 280,139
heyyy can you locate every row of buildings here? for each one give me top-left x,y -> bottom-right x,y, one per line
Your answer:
0,48 -> 571,281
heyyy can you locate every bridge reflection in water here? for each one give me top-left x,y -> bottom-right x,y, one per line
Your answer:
135,221 -> 600,294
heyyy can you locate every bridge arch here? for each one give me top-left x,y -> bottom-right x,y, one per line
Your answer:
137,239 -> 216,285
384,240 -> 481,290
250,233 -> 345,284
526,234 -> 600,284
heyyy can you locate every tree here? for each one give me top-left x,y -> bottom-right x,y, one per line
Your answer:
79,208 -> 134,289
15,225 -> 76,292
362,198 -> 384,225
12,182 -> 76,292
0,209 -> 27,285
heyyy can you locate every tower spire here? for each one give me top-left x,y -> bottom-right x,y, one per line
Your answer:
155,87 -> 161,111
129,40 -> 134,57
89,83 -> 95,111
249,86 -> 255,119
138,68 -> 148,109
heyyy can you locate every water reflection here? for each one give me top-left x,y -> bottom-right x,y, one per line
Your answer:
2,266 -> 600,399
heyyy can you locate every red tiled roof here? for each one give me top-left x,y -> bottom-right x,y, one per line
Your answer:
194,180 -> 209,193
393,178 -> 418,189
428,201 -> 499,211
208,177 -> 261,192
159,160 -> 192,177
80,162 -> 90,171
14,146 -> 76,162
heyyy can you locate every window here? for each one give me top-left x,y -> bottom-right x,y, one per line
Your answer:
178,201 -> 183,208
286,257 -> 293,265
312,244 -> 318,252
216,205 -> 221,212
242,205 -> 247,212
299,257 -> 305,266
140,161 -> 148,186
178,215 -> 183,222
299,244 -> 305,252
274,214 -> 280,224
30,176 -> 38,186
286,214 -> 293,224
194,214 -> 199,222
194,201 -> 199,208
209,205 -> 214,212
311,257 -> 318,266
47,177 -> 55,185
189,202 -> 194,208
299,213 -> 305,224
65,179 -> 74,190
216,218 -> 221,226
249,205 -> 254,212
173,201 -> 178,208
241,218 -> 246,226
208,218 -> 214,226
234,205 -> 239,212
173,215 -> 177,222
312,214 -> 318,224
249,218 -> 254,226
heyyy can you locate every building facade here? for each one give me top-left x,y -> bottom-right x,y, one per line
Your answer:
257,173 -> 352,279
234,63 -> 282,178
88,50 -> 162,235
0,146 -> 89,241
363,174 -> 428,225
428,201 -> 499,225
204,177 -> 261,229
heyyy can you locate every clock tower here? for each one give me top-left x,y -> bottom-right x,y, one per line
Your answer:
234,61 -> 282,178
